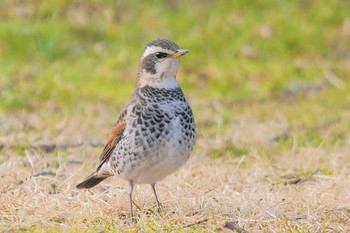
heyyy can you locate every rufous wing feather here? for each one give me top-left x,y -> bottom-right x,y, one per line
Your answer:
76,111 -> 127,189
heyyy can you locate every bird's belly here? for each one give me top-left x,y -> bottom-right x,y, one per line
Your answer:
138,144 -> 190,184
115,121 -> 194,184
131,129 -> 193,184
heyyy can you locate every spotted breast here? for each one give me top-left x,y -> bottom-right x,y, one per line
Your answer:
110,85 -> 196,184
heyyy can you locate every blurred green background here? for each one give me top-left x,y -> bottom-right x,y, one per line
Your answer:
0,0 -> 349,152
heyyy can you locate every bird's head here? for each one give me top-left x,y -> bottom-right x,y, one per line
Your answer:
137,38 -> 189,88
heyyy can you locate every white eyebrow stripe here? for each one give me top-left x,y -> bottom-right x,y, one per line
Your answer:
142,46 -> 174,59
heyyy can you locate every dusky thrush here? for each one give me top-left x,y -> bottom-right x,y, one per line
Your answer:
76,38 -> 196,220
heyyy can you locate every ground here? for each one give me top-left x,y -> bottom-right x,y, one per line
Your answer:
1,1 -> 350,232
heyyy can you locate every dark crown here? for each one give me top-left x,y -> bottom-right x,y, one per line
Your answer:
146,38 -> 179,52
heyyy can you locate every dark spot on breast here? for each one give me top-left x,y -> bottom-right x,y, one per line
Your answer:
142,114 -> 151,121
146,137 -> 154,145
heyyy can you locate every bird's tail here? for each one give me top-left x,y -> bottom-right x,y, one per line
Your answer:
76,173 -> 109,189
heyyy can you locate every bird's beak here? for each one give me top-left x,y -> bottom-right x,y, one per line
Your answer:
171,49 -> 189,59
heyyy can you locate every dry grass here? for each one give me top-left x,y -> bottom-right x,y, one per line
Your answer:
1,108 -> 350,232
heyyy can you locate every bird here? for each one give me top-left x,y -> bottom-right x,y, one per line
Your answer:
76,38 -> 196,220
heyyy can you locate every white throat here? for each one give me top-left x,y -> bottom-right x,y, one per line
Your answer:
138,75 -> 179,89
152,76 -> 179,89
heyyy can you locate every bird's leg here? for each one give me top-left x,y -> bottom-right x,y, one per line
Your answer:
151,183 -> 161,213
127,180 -> 134,223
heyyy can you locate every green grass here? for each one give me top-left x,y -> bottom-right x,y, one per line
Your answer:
1,0 -> 349,110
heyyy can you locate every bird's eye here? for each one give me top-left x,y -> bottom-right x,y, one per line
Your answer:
155,52 -> 168,59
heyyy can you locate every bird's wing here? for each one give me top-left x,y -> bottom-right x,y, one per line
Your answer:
96,109 -> 127,172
